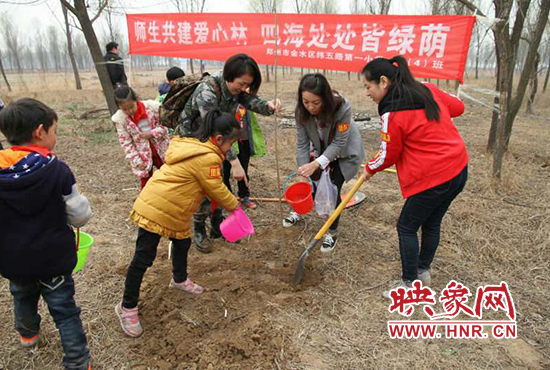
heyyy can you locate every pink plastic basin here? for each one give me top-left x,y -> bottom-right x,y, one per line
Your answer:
220,208 -> 255,242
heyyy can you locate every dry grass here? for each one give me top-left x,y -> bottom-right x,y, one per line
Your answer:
0,68 -> 548,370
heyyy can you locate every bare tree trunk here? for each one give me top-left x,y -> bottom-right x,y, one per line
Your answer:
62,0 -> 117,114
492,31 -> 510,179
487,38 -> 500,153
0,51 -> 11,91
265,64 -> 270,82
189,58 -> 195,74
62,2 -> 82,90
544,59 -> 550,93
475,43 -> 480,79
526,53 -> 539,113
1,17 -> 23,74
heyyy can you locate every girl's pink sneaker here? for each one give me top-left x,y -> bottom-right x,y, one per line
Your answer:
169,278 -> 204,294
115,302 -> 143,337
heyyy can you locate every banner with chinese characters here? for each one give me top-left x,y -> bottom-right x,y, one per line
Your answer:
127,13 -> 475,82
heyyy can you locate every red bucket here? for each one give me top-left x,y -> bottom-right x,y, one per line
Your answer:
284,181 -> 314,214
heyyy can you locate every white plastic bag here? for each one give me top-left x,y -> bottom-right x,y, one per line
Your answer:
315,169 -> 338,218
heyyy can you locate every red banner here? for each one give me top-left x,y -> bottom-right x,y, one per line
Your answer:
127,13 -> 475,82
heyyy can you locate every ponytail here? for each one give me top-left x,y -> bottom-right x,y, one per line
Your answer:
196,109 -> 241,142
114,85 -> 139,107
362,56 -> 440,121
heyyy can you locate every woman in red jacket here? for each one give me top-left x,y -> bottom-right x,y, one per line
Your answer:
361,56 -> 468,298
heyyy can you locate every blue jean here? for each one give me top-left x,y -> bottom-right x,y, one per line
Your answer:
397,166 -> 468,282
9,275 -> 91,370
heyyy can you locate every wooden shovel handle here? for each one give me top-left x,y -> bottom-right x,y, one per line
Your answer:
360,164 -> 397,174
249,197 -> 286,203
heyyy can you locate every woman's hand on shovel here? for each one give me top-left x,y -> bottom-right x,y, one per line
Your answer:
362,170 -> 373,182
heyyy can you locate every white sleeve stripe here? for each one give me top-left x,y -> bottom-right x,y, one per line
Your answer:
367,113 -> 389,171
368,141 -> 387,171
380,112 -> 389,133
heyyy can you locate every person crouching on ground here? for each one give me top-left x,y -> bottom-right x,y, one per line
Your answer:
112,85 -> 170,190
0,98 -> 93,370
283,73 -> 365,253
116,109 -> 242,337
361,56 -> 468,298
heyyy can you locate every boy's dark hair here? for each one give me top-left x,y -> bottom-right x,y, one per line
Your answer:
0,98 -> 57,145
362,56 -> 440,121
106,42 -> 118,53
114,85 -> 139,106
295,73 -> 343,128
166,67 -> 185,82
196,109 -> 241,142
223,54 -> 262,96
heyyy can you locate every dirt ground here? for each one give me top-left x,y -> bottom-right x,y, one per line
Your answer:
0,68 -> 548,370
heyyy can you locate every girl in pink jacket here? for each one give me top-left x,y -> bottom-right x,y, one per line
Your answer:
112,86 -> 170,189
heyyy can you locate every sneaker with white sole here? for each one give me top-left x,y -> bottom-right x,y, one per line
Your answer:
169,278 -> 204,294
282,212 -> 300,228
115,302 -> 142,337
320,233 -> 338,253
382,280 -> 412,299
418,268 -> 431,285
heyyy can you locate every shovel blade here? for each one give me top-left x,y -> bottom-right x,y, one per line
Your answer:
293,249 -> 309,284
293,239 -> 320,285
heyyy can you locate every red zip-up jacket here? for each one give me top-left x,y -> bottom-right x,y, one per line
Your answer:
366,83 -> 468,198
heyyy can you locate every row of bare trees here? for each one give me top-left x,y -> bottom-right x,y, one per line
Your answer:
0,16 -> 95,74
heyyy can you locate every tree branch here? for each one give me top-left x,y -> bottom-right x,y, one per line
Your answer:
69,17 -> 83,32
454,0 -> 486,17
510,0 -> 550,118
510,0 -> 532,55
520,35 -> 531,45
0,0 -> 41,3
60,0 -> 77,15
90,0 -> 109,24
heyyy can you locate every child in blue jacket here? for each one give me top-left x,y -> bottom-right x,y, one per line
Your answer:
0,98 -> 93,370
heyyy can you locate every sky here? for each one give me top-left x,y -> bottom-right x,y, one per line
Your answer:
0,0 -> 430,46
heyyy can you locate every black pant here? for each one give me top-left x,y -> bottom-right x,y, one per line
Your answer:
397,165 -> 468,282
313,161 -> 345,232
223,140 -> 251,199
122,228 -> 191,309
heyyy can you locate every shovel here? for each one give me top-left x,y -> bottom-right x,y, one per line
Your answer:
294,176 -> 365,284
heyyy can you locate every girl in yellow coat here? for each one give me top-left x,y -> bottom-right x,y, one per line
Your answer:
116,110 -> 241,337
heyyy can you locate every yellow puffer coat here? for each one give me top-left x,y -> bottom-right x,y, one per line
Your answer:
130,137 -> 239,239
